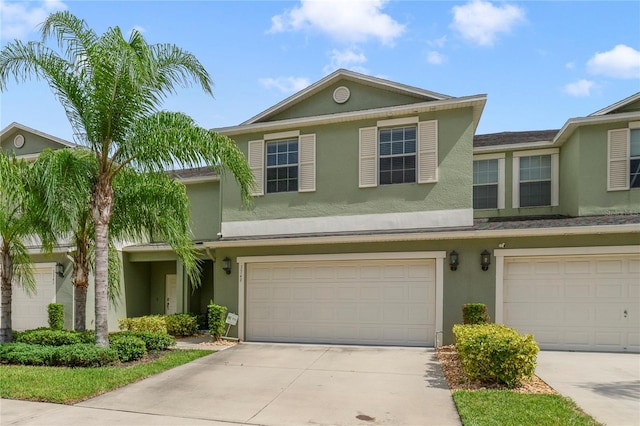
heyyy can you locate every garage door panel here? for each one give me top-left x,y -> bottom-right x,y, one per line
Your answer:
246,259 -> 435,346
504,254 -> 640,352
11,266 -> 56,331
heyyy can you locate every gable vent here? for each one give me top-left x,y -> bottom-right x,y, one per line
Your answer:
333,86 -> 350,104
13,134 -> 25,149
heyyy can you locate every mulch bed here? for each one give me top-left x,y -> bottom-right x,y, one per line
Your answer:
436,345 -> 557,394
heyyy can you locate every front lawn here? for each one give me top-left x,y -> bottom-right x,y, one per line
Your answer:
0,349 -> 211,404
453,390 -> 601,426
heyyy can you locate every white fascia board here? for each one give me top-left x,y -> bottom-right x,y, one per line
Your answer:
207,223 -> 640,248
473,141 -> 554,154
553,111 -> 640,146
0,122 -> 75,147
178,176 -> 220,184
589,93 -> 640,116
216,95 -> 487,137
221,209 -> 473,239
237,251 -> 446,264
494,245 -> 640,258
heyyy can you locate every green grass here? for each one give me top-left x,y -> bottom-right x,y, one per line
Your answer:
453,390 -> 602,426
0,349 -> 212,404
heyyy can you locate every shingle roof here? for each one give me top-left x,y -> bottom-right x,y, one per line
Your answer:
166,166 -> 217,180
473,130 -> 559,147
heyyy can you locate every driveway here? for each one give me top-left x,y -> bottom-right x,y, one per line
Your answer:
536,351 -> 640,426
1,344 -> 461,426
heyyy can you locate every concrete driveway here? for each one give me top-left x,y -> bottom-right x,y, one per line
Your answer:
1,344 -> 461,426
536,351 -> 640,426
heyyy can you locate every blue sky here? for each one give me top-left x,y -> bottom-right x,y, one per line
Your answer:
1,0 -> 639,143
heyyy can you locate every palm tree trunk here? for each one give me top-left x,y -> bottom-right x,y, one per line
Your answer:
72,242 -> 90,332
92,175 -> 113,347
0,247 -> 14,343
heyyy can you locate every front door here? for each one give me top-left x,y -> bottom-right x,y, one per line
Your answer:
165,274 -> 177,314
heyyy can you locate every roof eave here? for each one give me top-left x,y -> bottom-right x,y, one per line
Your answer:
553,111 -> 640,146
0,122 -> 75,148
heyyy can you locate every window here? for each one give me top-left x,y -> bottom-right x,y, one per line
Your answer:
473,159 -> 499,209
512,149 -> 559,208
379,126 -> 416,185
607,125 -> 640,191
266,139 -> 298,193
359,118 -> 437,188
519,155 -> 551,207
630,129 -> 640,188
247,132 -> 316,196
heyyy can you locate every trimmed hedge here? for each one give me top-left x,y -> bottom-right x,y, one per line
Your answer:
14,329 -> 82,346
109,334 -> 147,362
48,303 -> 64,330
208,304 -> 228,340
0,343 -> 118,367
453,324 -> 539,388
109,331 -> 175,351
462,303 -> 490,325
118,315 -> 167,334
165,314 -> 199,337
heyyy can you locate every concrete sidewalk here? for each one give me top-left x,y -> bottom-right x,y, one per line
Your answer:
536,351 -> 640,426
1,344 -> 461,426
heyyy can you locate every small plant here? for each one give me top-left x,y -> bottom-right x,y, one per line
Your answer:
462,303 -> 490,324
165,313 -> 199,337
207,303 -> 228,340
109,334 -> 147,362
14,329 -> 81,346
118,315 -> 167,334
110,331 -> 175,351
47,303 -> 64,330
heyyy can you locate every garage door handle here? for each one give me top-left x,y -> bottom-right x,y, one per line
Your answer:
624,309 -> 628,318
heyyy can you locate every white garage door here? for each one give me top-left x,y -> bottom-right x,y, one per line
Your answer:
246,259 -> 436,346
504,254 -> 640,352
10,264 -> 56,331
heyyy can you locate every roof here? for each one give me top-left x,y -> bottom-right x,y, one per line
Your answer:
0,122 -> 75,148
474,130 -> 559,148
241,69 -> 453,125
166,166 -> 218,183
589,92 -> 640,116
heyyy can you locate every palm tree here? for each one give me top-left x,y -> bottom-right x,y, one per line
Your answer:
0,12 -> 253,346
0,152 -> 55,342
35,147 -> 203,331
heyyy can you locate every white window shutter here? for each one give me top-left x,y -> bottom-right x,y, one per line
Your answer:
359,127 -> 378,188
607,129 -> 629,191
298,133 -> 316,192
248,140 -> 264,196
418,120 -> 438,183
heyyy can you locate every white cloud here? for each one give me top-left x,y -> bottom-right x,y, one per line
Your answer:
565,62 -> 575,70
426,50 -> 446,65
269,0 -> 405,45
428,36 -> 447,48
259,76 -> 311,94
450,0 -> 525,47
323,48 -> 368,74
587,44 -> 640,79
0,0 -> 67,40
564,79 -> 595,97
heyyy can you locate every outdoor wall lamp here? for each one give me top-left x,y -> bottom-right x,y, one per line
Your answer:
55,262 -> 64,278
449,250 -> 459,271
480,250 -> 491,271
222,257 -> 232,275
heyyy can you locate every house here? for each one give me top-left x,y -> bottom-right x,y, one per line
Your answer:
3,70 -> 639,352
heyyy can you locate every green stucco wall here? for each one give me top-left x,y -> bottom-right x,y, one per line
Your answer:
0,129 -> 69,156
186,182 -> 220,241
223,108 -> 475,222
267,80 -> 435,122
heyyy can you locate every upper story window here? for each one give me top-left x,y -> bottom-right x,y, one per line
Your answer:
473,154 -> 505,210
266,139 -> 298,193
248,131 -> 316,196
359,118 -> 438,188
512,148 -> 559,208
608,124 -> 640,191
379,126 -> 416,185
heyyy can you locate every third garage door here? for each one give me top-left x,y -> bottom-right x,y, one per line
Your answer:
246,259 -> 436,346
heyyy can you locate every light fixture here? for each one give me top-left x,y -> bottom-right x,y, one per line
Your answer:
55,262 -> 64,277
480,250 -> 491,271
449,250 -> 459,271
222,257 -> 231,275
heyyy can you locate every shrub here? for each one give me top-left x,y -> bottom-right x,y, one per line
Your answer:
453,324 -> 539,388
191,313 -> 208,330
0,343 -> 118,367
110,331 -> 175,351
109,334 -> 147,362
118,315 -> 167,334
14,329 -> 81,346
462,303 -> 490,324
76,330 -> 95,344
208,303 -> 228,340
48,303 -> 64,330
165,313 -> 199,337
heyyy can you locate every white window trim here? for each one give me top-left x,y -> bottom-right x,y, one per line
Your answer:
236,251 -> 446,344
377,116 -> 419,127
473,153 -> 505,210
264,130 -> 300,141
512,148 -> 559,208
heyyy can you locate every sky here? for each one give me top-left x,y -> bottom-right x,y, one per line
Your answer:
1,0 -> 639,143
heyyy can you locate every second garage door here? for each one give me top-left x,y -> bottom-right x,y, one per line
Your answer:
246,259 -> 436,346
503,254 -> 640,352
10,264 -> 56,331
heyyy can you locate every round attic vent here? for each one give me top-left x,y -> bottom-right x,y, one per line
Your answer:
333,86 -> 350,104
13,134 -> 25,149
